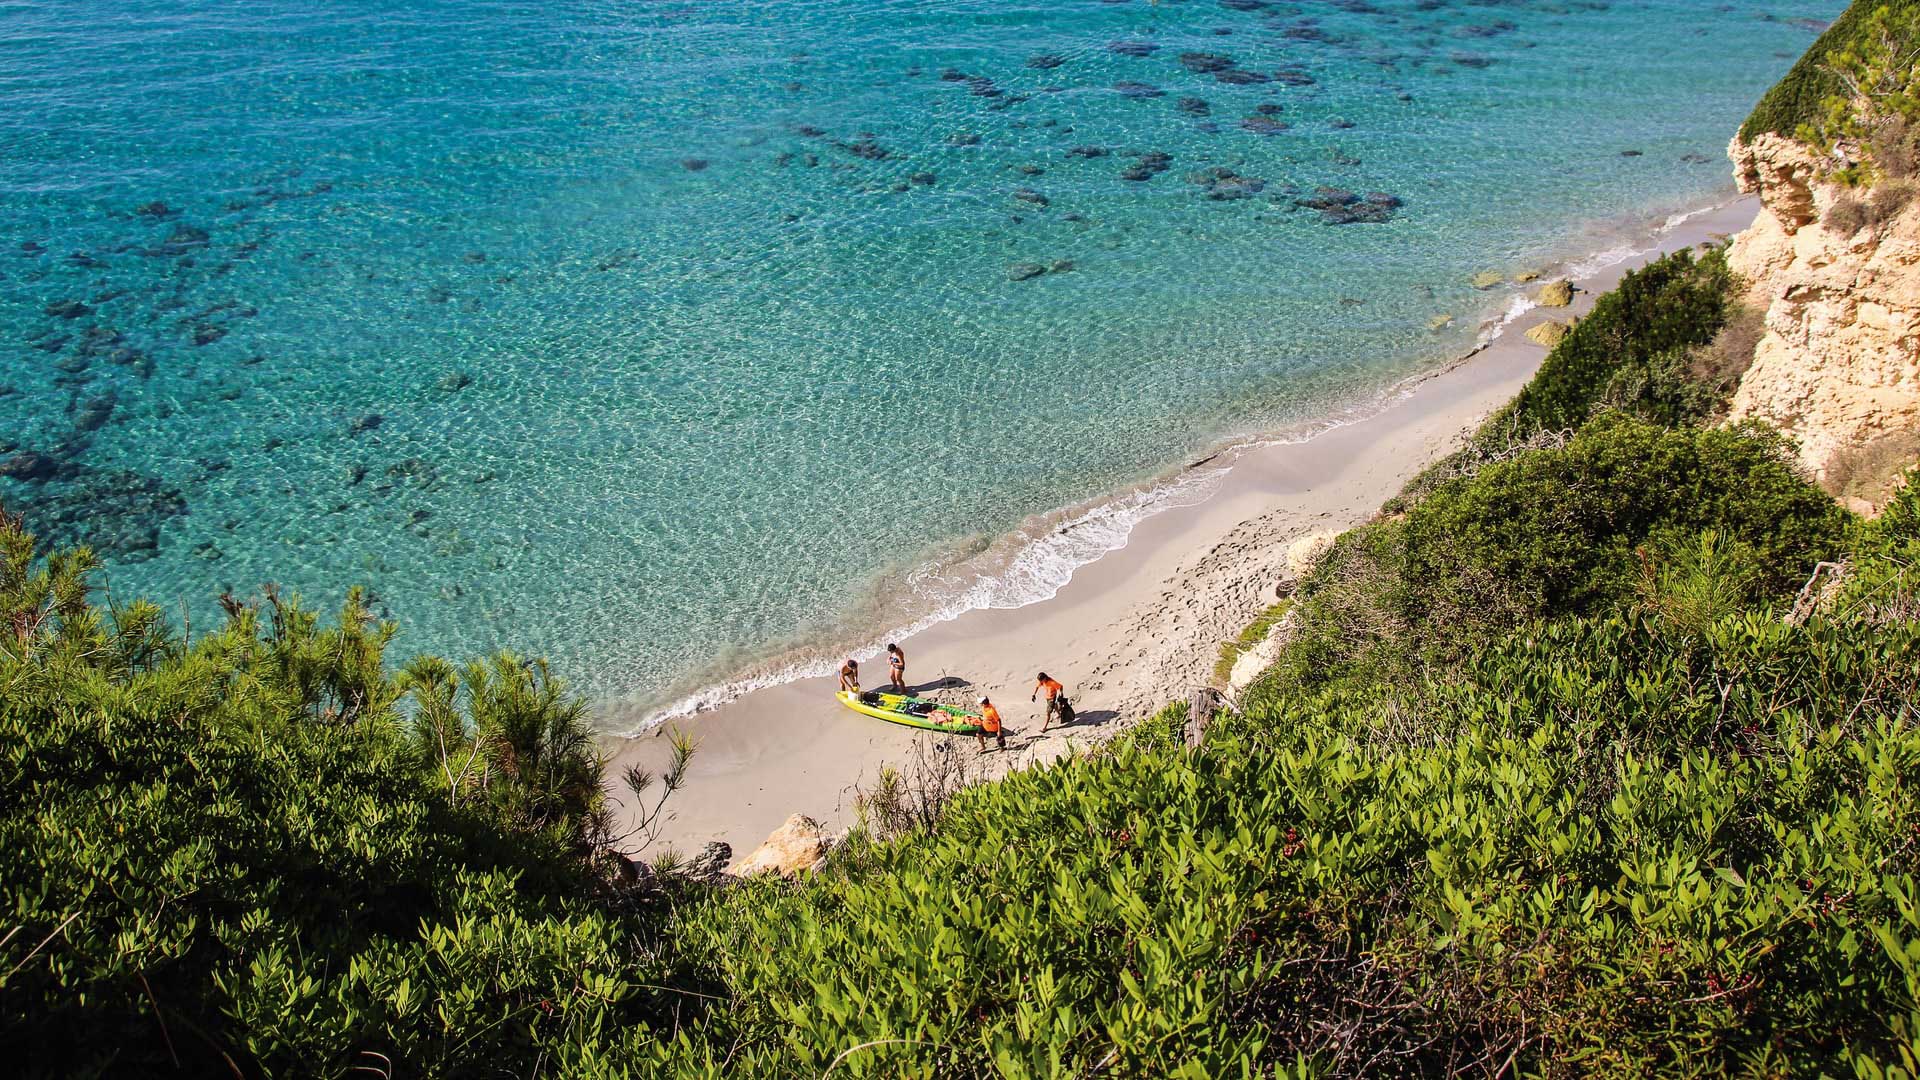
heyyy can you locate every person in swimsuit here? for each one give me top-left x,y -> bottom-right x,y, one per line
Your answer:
976,695 -> 1006,753
1032,671 -> 1065,731
838,658 -> 859,693
886,643 -> 906,691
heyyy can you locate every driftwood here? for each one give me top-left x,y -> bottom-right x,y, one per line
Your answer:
1187,688 -> 1226,748
1787,560 -> 1850,626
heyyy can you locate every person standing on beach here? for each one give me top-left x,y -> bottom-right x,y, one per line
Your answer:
886,643 -> 906,691
1033,671 -> 1066,731
976,696 -> 1005,753
839,658 -> 859,693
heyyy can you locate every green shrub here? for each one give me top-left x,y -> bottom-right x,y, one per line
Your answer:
1213,600 -> 1290,685
0,511 -> 679,1078
661,596 -> 1920,1076
1741,0 -> 1920,144
1267,414 -> 1850,692
1393,249 -> 1739,514
1485,249 -> 1736,441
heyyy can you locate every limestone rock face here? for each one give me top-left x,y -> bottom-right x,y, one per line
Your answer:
732,813 -> 831,876
1723,133 -> 1920,508
1730,133 -> 1824,232
1283,529 -> 1341,578
1227,607 -> 1297,694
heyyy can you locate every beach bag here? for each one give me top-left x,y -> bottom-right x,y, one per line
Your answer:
1056,695 -> 1075,725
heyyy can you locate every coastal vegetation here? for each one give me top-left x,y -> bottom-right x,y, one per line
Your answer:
9,230 -> 1918,1075
1741,0 -> 1920,146
11,8 -> 1920,1074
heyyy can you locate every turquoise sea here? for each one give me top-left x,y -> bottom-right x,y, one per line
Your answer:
0,0 -> 1839,723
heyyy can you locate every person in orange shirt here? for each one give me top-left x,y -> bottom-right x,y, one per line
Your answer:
1032,671 -> 1065,731
976,695 -> 1005,753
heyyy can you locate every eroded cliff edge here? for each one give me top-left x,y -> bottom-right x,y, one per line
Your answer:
1725,131 -> 1920,512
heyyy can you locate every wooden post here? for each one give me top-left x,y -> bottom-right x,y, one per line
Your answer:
1187,687 -> 1223,748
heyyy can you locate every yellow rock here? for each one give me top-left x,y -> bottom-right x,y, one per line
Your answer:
1535,279 -> 1574,307
732,813 -> 832,876
1511,269 -> 1542,283
1470,270 -> 1504,289
1525,319 -> 1573,347
1426,313 -> 1455,331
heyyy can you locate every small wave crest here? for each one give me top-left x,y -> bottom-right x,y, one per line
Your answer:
622,459 -> 1233,732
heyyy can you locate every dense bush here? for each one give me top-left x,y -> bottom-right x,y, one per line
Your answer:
0,515 -> 679,1077
1740,0 -> 1920,144
1265,413 -> 1849,693
659,596 -> 1920,1077
5,110 -> 1914,1072
1394,249 -> 1740,513
1486,249 -> 1736,440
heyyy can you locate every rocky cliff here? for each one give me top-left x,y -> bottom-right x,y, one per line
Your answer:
1724,132 -> 1920,512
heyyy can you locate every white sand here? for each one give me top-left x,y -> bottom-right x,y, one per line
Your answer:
609,198 -> 1761,862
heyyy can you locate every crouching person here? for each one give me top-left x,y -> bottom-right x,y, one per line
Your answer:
976,695 -> 1006,753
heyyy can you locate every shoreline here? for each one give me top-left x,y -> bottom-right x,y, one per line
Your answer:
609,192 -> 1758,734
611,196 -> 1762,861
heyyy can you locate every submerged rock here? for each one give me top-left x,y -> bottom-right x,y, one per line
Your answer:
0,450 -> 63,483
1007,262 -> 1049,281
1471,270 -> 1505,289
1179,51 -> 1237,73
19,467 -> 187,561
834,138 -> 891,161
44,300 -> 92,320
1113,81 -> 1166,99
1188,166 -> 1266,200
349,413 -> 385,435
1177,96 -> 1211,116
1067,145 -> 1110,158
72,392 -> 116,433
1107,39 -> 1160,57
1295,188 -> 1400,224
1119,151 -> 1174,182
1027,53 -> 1066,69
1240,115 -> 1289,135
1011,187 -> 1050,207
1215,69 -> 1271,85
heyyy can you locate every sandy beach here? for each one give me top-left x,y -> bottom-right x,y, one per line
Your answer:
612,197 -> 1763,861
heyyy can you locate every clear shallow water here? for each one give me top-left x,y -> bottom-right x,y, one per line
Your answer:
0,0 -> 1838,720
